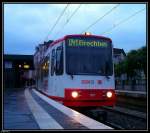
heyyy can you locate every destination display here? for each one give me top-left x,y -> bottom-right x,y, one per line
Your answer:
68,38 -> 108,47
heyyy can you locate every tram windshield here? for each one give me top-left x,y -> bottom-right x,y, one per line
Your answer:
66,36 -> 113,76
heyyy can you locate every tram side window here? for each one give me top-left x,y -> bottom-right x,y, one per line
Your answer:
43,57 -> 49,77
40,65 -> 44,81
51,49 -> 55,76
56,46 -> 63,75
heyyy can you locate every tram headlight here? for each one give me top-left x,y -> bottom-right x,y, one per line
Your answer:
85,32 -> 91,35
106,91 -> 112,98
71,91 -> 78,98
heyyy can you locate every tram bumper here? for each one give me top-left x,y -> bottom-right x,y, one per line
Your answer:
64,88 -> 116,107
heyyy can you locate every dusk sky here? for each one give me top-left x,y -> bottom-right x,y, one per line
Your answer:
4,3 -> 146,55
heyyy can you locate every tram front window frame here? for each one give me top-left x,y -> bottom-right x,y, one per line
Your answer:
65,36 -> 113,76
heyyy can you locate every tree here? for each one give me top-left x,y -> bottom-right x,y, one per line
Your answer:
126,50 -> 138,79
136,46 -> 147,78
114,45 -> 147,81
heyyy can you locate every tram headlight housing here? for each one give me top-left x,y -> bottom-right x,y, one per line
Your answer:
71,91 -> 78,98
106,91 -> 112,98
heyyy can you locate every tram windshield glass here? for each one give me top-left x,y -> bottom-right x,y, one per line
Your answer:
66,36 -> 113,76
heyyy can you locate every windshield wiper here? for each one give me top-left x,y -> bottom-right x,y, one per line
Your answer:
68,72 -> 74,79
104,62 -> 110,79
105,75 -> 110,79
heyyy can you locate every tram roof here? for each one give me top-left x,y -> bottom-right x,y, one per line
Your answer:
49,34 -> 112,48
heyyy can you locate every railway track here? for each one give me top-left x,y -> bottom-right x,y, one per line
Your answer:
115,90 -> 147,112
101,106 -> 147,120
100,106 -> 147,129
76,106 -> 147,130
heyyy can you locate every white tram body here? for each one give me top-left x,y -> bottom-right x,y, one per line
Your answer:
34,34 -> 116,107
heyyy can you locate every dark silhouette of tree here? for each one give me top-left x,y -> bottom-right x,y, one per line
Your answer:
114,46 -> 147,90
114,46 -> 147,79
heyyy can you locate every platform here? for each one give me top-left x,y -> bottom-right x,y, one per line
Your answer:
3,88 -> 39,129
116,90 -> 146,98
3,88 -> 113,130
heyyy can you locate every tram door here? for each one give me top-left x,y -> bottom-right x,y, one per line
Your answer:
48,42 -> 64,96
55,44 -> 64,97
49,48 -> 56,95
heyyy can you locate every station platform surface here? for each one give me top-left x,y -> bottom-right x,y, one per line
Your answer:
3,88 -> 39,129
3,88 -> 113,130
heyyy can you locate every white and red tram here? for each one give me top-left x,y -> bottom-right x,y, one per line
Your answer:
34,34 -> 116,107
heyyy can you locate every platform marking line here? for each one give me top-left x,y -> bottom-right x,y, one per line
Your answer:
33,89 -> 113,129
24,89 -> 63,129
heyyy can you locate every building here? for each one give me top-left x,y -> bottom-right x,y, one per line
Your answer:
4,54 -> 34,88
34,40 -> 53,88
113,48 -> 126,64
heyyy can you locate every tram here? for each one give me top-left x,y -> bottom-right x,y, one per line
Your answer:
34,33 -> 116,107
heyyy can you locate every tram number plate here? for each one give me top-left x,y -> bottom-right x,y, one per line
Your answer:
90,93 -> 96,97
